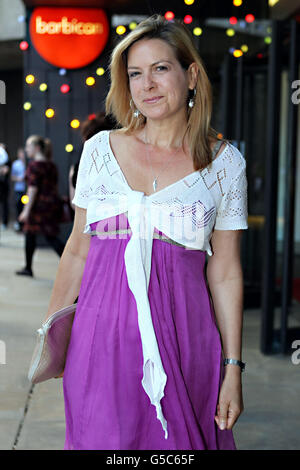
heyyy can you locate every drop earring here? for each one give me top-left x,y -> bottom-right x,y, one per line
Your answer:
130,98 -> 140,118
188,88 -> 196,108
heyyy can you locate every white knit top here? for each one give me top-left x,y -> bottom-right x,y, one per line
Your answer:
72,129 -> 248,439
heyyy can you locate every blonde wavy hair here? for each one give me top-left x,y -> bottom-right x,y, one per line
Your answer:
106,14 -> 224,171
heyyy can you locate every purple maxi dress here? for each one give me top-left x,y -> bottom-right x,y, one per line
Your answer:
62,211 -> 237,450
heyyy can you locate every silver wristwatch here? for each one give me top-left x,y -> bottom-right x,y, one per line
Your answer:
224,358 -> 246,372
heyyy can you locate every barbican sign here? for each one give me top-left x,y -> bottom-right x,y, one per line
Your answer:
29,7 -> 109,69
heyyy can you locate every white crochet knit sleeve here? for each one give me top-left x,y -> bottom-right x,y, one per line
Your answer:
72,141 -> 92,209
214,152 -> 248,230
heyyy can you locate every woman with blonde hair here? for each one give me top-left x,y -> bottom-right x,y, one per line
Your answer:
43,14 -> 248,450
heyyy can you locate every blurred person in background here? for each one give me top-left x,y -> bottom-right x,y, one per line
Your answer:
69,111 -> 115,210
0,143 -> 11,230
11,147 -> 26,232
16,135 -> 65,277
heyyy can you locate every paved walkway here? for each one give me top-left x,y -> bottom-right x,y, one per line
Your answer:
0,225 -> 299,450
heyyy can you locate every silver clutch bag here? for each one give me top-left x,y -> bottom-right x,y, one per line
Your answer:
28,303 -> 77,384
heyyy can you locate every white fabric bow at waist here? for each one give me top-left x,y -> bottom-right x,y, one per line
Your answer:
84,190 -> 168,439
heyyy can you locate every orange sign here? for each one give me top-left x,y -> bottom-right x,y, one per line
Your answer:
29,7 -> 109,69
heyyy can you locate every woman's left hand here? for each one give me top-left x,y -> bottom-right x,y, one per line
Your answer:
214,369 -> 244,431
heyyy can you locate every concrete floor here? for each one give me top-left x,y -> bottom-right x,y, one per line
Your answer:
0,225 -> 299,450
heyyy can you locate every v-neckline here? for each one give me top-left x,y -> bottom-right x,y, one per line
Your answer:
106,130 -> 228,199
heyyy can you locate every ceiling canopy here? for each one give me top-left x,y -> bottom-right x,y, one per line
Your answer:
22,0 -> 140,14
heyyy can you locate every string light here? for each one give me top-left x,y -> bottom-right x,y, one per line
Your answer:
226,29 -> 235,37
129,22 -> 137,30
183,15 -> 193,24
193,27 -> 202,36
70,119 -> 80,129
89,113 -> 96,120
264,36 -> 272,44
241,44 -> 248,52
245,14 -> 255,23
45,108 -> 55,118
39,83 -> 48,92
229,17 -> 238,25
23,102 -> 32,110
60,84 -> 70,93
59,68 -> 67,76
116,25 -> 126,35
96,67 -> 105,76
19,41 -> 29,51
86,77 -> 95,86
233,0 -> 243,6
233,49 -> 243,57
165,11 -> 175,21
21,195 -> 29,205
65,144 -> 73,152
25,74 -> 35,84
184,0 -> 195,4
